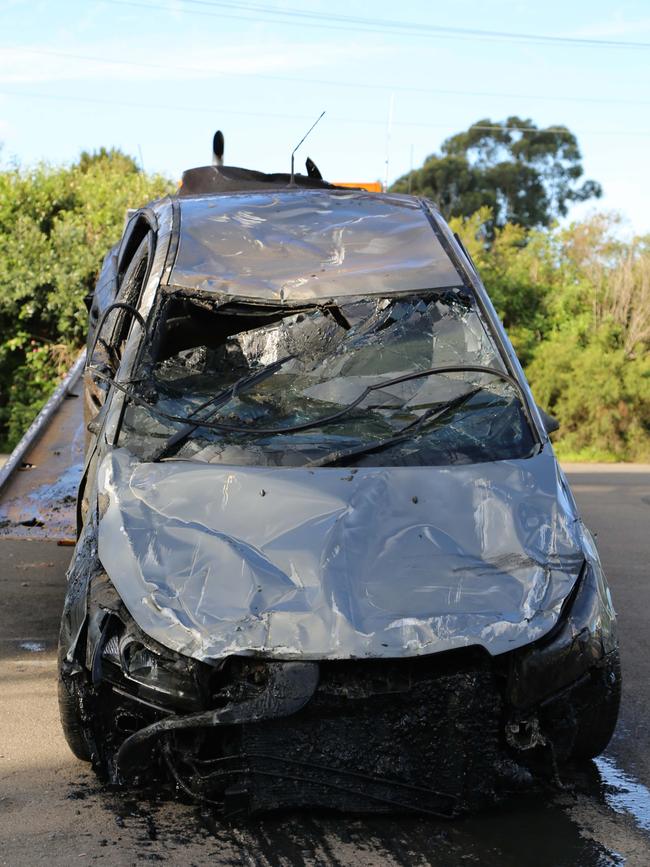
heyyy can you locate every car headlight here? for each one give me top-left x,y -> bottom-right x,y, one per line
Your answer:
102,627 -> 202,710
507,558 -> 618,710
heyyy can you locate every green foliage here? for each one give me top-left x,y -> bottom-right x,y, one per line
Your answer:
391,117 -> 601,233
448,208 -> 557,364
0,144 -> 647,463
0,338 -> 76,448
453,209 -> 650,462
0,150 -> 173,450
527,325 -> 650,462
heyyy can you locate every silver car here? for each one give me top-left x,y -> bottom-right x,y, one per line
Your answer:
58,161 -> 620,817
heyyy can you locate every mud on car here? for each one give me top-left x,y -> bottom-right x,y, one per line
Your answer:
58,156 -> 620,818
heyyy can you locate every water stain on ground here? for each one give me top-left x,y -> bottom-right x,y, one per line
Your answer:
71,757 -> 649,866
596,756 -> 650,834
18,640 -> 46,652
0,461 -> 83,540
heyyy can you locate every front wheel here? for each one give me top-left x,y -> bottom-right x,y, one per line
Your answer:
57,632 -> 91,762
571,650 -> 622,760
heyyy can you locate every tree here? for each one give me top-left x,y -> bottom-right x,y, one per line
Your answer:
391,117 -> 601,233
78,147 -> 140,175
452,208 -> 650,461
0,150 -> 173,449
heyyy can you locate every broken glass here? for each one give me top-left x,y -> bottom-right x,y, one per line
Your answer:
118,290 -> 535,467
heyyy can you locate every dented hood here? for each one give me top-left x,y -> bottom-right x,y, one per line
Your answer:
97,448 -> 585,661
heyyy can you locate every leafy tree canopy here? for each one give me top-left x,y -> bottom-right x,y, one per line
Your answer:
391,117 -> 602,232
451,209 -> 650,461
0,149 -> 173,449
0,146 -> 647,463
77,147 -> 140,175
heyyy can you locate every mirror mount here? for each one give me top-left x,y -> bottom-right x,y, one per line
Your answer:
87,415 -> 102,435
537,406 -> 560,435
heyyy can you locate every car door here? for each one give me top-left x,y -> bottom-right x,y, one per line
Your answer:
83,230 -> 155,430
78,230 -> 155,531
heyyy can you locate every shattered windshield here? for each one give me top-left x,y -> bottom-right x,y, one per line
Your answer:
118,290 -> 536,467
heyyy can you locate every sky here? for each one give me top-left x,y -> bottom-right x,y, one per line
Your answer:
1,0 -> 649,233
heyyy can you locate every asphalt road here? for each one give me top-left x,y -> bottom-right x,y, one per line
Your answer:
1,464 -> 649,866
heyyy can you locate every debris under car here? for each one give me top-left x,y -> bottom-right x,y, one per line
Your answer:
58,150 -> 621,818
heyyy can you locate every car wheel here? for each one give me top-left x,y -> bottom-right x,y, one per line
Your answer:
571,650 -> 622,760
57,635 -> 91,762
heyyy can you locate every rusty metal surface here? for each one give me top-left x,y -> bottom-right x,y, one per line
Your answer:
0,370 -> 85,541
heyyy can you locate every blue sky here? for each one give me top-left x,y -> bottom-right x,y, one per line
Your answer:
1,0 -> 649,233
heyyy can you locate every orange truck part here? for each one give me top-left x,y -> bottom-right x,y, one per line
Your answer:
334,181 -> 383,192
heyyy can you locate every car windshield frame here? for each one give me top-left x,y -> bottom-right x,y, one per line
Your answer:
105,283 -> 541,468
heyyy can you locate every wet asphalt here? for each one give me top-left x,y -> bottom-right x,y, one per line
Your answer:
0,464 -> 649,866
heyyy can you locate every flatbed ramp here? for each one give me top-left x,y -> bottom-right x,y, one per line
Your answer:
0,353 -> 85,541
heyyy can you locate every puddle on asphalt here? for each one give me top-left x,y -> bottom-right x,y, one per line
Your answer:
0,460 -> 83,537
596,755 -> 650,834
18,640 -> 46,652
24,462 -> 84,513
89,757 -> 650,867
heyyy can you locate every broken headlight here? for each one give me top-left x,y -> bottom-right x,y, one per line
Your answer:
102,628 -> 203,711
507,558 -> 617,709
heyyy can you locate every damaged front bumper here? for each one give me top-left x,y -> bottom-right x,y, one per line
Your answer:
504,552 -> 619,759
59,554 -> 618,817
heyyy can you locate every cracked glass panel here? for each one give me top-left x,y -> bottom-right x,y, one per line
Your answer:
119,289 -> 535,467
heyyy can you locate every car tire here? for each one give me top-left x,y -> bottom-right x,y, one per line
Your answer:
571,650 -> 622,760
57,635 -> 91,762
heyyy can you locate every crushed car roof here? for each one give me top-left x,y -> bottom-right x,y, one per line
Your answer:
169,189 -> 462,302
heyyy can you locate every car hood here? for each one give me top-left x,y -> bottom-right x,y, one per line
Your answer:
97,448 -> 585,661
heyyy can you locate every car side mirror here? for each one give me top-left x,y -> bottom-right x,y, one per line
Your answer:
537,406 -> 560,435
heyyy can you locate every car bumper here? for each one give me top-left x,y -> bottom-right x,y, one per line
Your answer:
61,560 -> 617,815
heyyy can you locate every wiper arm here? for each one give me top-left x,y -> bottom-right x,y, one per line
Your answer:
305,387 -> 482,468
149,354 -> 294,461
99,363 -> 528,440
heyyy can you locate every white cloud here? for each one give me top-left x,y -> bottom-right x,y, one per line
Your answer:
0,92 -> 13,136
0,39 -> 380,84
572,15 -> 650,39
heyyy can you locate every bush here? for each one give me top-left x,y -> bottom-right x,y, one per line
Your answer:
0,150 -> 172,450
451,210 -> 650,461
1,153 -> 648,462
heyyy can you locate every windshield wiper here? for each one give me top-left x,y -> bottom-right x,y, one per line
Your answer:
305,387 -> 483,468
99,363 -> 530,442
149,354 -> 295,461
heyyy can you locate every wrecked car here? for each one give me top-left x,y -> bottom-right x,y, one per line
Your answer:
58,157 -> 621,818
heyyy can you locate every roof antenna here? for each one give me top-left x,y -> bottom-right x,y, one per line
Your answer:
290,111 -> 325,186
212,130 -> 225,167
